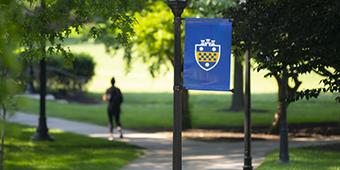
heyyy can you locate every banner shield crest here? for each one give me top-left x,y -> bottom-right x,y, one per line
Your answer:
195,39 -> 221,71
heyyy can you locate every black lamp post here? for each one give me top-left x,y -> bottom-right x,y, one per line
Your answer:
31,56 -> 53,141
243,49 -> 253,170
31,0 -> 53,142
166,0 -> 186,170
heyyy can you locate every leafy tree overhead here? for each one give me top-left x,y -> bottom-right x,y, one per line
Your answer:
19,0 -> 136,62
290,0 -> 340,101
14,0 -> 141,101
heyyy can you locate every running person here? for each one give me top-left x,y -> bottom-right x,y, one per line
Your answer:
102,77 -> 123,140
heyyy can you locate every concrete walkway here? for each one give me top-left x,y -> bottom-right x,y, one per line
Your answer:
9,112 -> 340,170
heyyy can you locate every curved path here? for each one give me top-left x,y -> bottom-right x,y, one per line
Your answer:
9,112 -> 340,170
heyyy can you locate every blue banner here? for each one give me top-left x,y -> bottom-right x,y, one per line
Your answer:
183,18 -> 232,91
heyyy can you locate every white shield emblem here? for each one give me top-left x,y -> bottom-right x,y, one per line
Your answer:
195,39 -> 221,71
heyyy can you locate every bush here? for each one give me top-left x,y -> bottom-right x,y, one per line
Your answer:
37,53 -> 96,93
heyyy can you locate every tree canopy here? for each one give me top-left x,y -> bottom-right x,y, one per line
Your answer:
133,1 -> 174,77
0,0 -> 143,101
226,0 -> 340,102
18,0 -> 136,63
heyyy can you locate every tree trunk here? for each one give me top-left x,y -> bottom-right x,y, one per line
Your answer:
0,104 -> 6,170
182,89 -> 192,129
271,101 -> 282,134
271,76 -> 284,133
279,76 -> 289,162
229,54 -> 244,111
271,76 -> 290,162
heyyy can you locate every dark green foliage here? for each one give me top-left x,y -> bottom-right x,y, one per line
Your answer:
225,0 -> 340,102
39,53 -> 96,92
72,55 -> 96,79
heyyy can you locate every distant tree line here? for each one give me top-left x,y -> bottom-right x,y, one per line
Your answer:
26,53 -> 95,95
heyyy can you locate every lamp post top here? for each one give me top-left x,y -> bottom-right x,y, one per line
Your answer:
167,0 -> 187,17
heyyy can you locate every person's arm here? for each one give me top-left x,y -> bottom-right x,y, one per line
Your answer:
102,94 -> 108,102
102,89 -> 109,102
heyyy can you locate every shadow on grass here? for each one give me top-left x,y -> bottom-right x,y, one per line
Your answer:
217,108 -> 270,113
302,143 -> 340,152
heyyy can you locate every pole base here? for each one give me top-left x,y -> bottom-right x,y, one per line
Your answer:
243,157 -> 253,170
31,132 -> 54,141
279,158 -> 290,164
243,165 -> 253,170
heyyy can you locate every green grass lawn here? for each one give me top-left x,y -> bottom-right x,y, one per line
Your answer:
257,144 -> 340,170
15,92 -> 340,130
4,122 -> 142,170
15,43 -> 338,130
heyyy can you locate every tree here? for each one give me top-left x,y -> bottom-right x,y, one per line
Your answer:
226,0 -> 340,162
229,47 -> 245,111
14,0 -> 137,140
0,1 -> 23,168
290,0 -> 340,102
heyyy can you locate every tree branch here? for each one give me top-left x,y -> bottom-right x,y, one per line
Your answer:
167,55 -> 174,67
287,75 -> 301,102
313,67 -> 335,77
